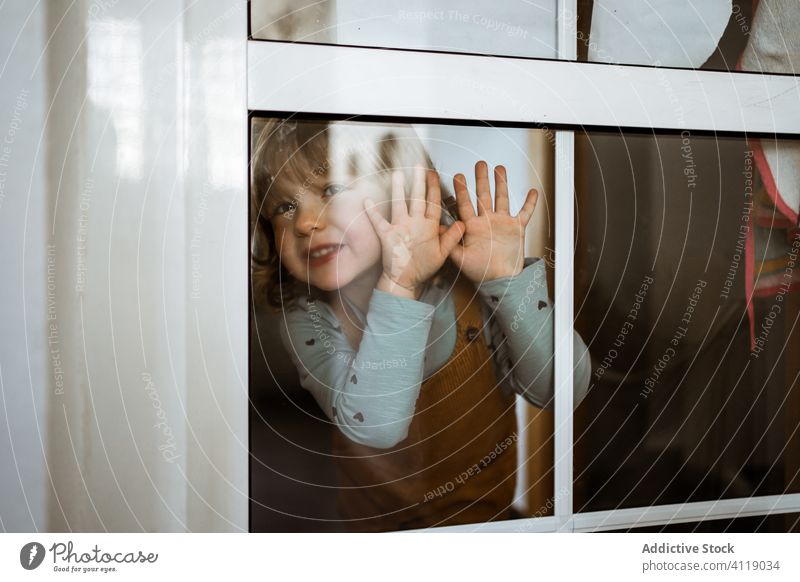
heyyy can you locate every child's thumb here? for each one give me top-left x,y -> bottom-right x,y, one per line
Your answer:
364,198 -> 390,235
439,221 -> 465,256
448,242 -> 464,268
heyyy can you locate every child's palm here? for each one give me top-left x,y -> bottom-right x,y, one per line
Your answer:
450,162 -> 539,283
364,168 -> 464,291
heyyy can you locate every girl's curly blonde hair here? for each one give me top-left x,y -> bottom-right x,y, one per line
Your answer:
251,118 -> 460,310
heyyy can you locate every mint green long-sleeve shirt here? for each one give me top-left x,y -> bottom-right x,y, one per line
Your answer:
278,258 -> 592,449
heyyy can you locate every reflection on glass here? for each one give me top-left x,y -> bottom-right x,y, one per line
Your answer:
250,0 -> 557,59
249,118 -> 590,531
574,130 -> 800,513
252,1 -> 800,75
578,0 -> 799,74
87,20 -> 143,180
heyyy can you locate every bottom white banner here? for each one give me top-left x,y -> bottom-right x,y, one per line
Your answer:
1,533 -> 797,581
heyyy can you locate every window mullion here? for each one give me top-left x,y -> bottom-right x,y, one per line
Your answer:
553,0 -> 577,534
554,130 -> 575,533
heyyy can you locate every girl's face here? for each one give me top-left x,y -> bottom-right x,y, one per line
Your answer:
267,167 -> 390,293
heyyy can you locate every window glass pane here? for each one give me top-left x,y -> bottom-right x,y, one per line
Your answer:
577,0 -> 798,75
250,0 -> 558,59
249,117 -> 577,531
574,130 -> 800,512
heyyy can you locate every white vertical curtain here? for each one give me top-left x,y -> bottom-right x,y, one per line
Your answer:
40,0 -> 247,532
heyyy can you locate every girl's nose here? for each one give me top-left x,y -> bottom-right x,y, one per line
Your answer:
293,197 -> 327,236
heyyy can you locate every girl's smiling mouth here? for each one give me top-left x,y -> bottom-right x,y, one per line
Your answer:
307,243 -> 343,267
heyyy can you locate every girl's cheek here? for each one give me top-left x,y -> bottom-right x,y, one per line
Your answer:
333,192 -> 362,210
272,226 -> 293,261
361,222 -> 385,260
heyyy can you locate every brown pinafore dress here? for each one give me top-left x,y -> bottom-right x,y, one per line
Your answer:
332,276 -> 519,531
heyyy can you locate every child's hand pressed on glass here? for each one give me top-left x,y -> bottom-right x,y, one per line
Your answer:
364,167 -> 465,298
450,161 -> 539,282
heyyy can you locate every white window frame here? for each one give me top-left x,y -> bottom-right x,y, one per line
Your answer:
246,0 -> 800,533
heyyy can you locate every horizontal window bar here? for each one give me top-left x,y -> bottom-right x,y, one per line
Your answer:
420,495 -> 800,532
413,515 -> 558,533
572,494 -> 800,532
248,41 -> 800,134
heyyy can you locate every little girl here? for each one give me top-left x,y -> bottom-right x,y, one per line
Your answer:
251,119 -> 591,531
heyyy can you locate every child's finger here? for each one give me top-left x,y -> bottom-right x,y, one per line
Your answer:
516,188 -> 539,226
439,221 -> 465,257
494,165 -> 510,214
425,169 -> 442,221
452,173 -> 476,220
475,161 -> 493,215
448,239 -> 465,269
408,165 -> 426,217
364,199 -> 391,236
391,170 -> 408,222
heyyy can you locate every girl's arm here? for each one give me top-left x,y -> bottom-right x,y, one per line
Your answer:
279,167 -> 464,449
445,161 -> 591,407
279,291 -> 435,449
476,257 -> 592,409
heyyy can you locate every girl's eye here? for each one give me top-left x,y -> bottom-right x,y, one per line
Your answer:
271,201 -> 297,218
323,183 -> 347,197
